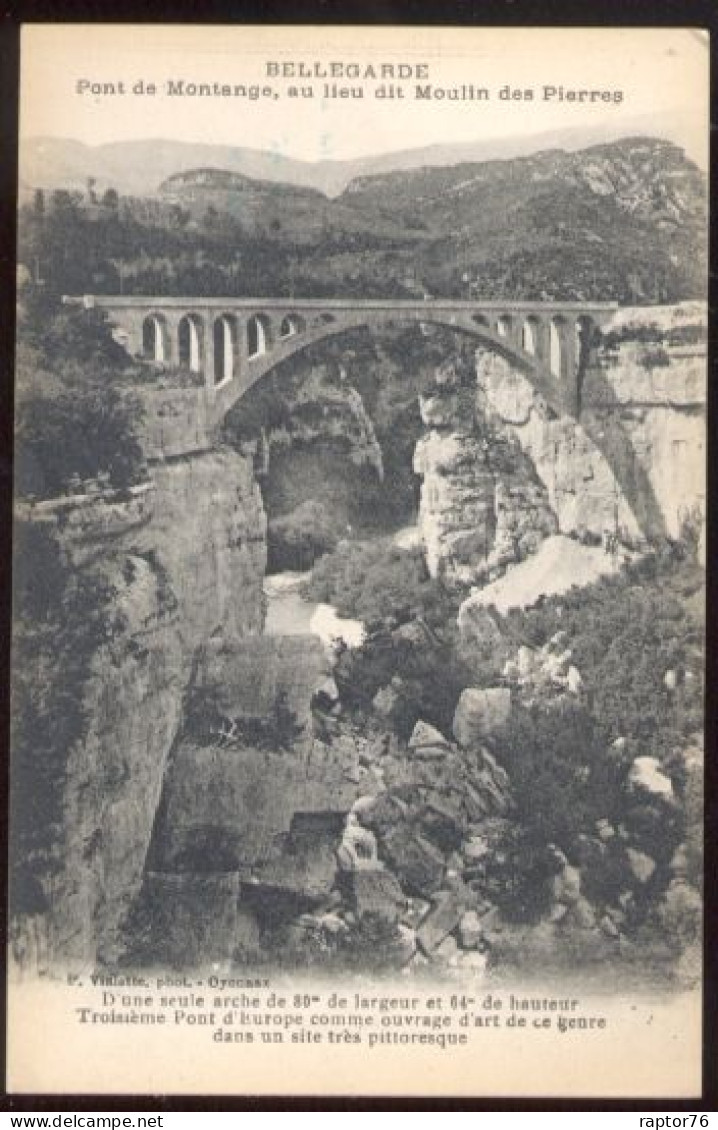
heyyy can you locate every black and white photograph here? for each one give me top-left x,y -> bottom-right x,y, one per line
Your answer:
8,25 -> 708,1096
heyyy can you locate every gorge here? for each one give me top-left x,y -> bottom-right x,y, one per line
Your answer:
11,132 -> 707,984
10,297 -> 705,983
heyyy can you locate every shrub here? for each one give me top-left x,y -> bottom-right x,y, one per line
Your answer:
267,500 -> 339,572
500,554 -> 704,758
15,380 -> 145,497
304,540 -> 450,625
497,702 -> 621,854
15,296 -> 147,498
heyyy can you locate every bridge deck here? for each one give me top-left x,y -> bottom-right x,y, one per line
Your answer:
73,295 -> 618,314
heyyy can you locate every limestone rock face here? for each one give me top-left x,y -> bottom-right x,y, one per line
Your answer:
476,303 -> 706,548
10,446 -> 268,971
414,380 -> 557,588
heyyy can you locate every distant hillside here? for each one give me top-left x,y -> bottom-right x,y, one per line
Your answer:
19,113 -> 703,199
157,166 -> 413,244
337,137 -> 707,301
18,136 -> 707,303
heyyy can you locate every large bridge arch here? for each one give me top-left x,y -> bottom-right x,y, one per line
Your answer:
211,308 -> 666,544
64,295 -> 667,539
213,306 -> 579,424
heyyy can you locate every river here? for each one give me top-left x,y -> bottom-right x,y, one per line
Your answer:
263,524 -> 421,648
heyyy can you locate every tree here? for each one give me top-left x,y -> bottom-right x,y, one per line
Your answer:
102,187 -> 119,211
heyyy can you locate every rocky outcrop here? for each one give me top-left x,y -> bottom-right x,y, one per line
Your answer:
414,372 -> 557,587
477,303 -> 706,551
10,444 -> 267,972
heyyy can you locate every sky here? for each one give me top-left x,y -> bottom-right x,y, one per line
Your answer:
20,25 -> 709,167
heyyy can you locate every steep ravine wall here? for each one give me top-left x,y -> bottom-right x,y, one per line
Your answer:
414,383 -> 558,587
10,429 -> 267,972
477,303 -> 706,549
415,304 -> 706,585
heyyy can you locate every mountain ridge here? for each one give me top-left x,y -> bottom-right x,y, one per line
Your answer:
20,115 -> 703,199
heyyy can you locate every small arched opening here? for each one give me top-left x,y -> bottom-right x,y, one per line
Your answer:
142,313 -> 169,364
247,314 -> 272,359
521,317 -> 539,355
549,316 -> 566,378
574,315 -> 594,414
496,314 -> 513,339
178,314 -> 203,372
279,313 -> 306,338
213,314 -> 238,385
575,315 -> 593,369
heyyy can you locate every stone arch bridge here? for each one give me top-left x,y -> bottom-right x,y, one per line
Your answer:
65,294 -> 671,541
67,295 -> 616,423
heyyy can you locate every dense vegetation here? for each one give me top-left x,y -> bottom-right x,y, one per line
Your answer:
305,540 -> 443,624
15,289 -> 147,498
18,134 -> 707,303
267,500 -> 340,572
501,548 -> 705,757
312,534 -> 703,888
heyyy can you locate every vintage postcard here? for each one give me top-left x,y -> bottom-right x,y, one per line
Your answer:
9,25 -> 708,1097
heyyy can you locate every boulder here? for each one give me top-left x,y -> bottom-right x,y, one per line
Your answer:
626,847 -> 657,885
336,816 -> 379,871
600,915 -> 620,939
372,678 -> 404,719
566,666 -> 583,695
408,720 -> 452,752
462,835 -> 490,864
669,844 -> 690,878
382,827 -> 446,898
453,687 -> 512,747
458,909 -> 483,949
595,819 -> 616,842
346,869 -> 406,926
627,756 -> 674,801
417,890 -> 465,954
549,861 -> 581,906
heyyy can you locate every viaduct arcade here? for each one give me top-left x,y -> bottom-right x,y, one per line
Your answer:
67,294 -> 672,541
65,295 -> 618,426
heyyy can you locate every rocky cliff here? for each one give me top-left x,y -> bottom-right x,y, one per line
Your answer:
10,439 -> 267,972
477,302 -> 706,549
414,370 -> 558,588
411,303 -> 706,592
